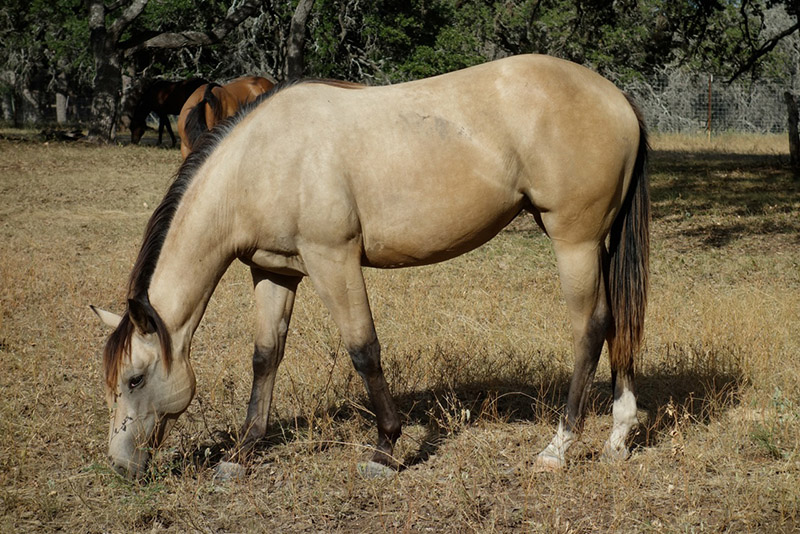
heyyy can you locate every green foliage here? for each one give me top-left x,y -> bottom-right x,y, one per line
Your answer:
135,0 -> 224,30
2,0 -> 797,127
0,0 -> 91,87
681,0 -> 799,81
299,0 -> 751,84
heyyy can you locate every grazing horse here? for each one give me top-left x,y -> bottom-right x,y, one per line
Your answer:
177,76 -> 275,159
130,78 -> 208,146
92,54 -> 649,480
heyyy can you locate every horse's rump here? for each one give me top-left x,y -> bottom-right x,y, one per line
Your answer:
178,76 -> 276,158
182,83 -> 223,151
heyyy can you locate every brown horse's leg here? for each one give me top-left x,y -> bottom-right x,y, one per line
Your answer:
156,114 -> 176,147
231,269 -> 299,461
156,115 -> 164,146
164,118 -> 176,147
304,246 -> 402,469
535,241 -> 611,471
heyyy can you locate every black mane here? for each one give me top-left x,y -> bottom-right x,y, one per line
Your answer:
104,78 -> 360,390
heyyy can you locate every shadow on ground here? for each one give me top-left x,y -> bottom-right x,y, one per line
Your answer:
650,151 -> 800,247
175,358 -> 743,476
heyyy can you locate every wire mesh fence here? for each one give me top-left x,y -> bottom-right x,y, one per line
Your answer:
624,69 -> 797,135
3,64 -> 797,136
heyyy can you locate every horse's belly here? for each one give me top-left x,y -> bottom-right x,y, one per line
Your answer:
359,196 -> 523,269
362,235 -> 504,268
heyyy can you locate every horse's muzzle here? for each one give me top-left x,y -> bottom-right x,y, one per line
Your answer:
108,449 -> 151,480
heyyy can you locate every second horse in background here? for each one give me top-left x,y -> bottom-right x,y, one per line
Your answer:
178,76 -> 275,159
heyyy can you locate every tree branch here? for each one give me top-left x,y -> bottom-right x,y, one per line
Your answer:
729,19 -> 800,82
108,0 -> 149,40
286,0 -> 315,80
105,0 -> 128,13
120,0 -> 261,55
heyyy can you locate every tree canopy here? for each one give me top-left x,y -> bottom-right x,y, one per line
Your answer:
1,0 -> 798,139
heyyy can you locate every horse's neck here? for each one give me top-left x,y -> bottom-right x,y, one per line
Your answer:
147,184 -> 236,341
132,104 -> 149,124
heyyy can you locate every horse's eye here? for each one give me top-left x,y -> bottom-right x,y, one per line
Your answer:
128,375 -> 144,390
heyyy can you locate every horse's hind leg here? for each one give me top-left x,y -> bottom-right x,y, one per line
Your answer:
304,246 -> 402,471
233,269 -> 300,459
602,365 -> 637,460
156,116 -> 165,146
535,240 -> 611,471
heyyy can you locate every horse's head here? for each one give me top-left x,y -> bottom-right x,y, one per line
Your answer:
129,119 -> 147,145
129,102 -> 152,145
91,298 -> 195,479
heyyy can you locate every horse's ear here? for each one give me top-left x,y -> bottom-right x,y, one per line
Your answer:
127,294 -> 156,335
90,305 -> 122,329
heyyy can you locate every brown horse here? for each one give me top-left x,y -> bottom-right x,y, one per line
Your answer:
177,76 -> 275,159
130,78 -> 208,146
92,55 -> 649,480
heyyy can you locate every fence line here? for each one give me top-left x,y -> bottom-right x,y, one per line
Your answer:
3,69 -> 797,135
624,70 -> 797,135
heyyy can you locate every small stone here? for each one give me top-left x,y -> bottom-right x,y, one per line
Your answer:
214,461 -> 246,481
357,461 -> 397,479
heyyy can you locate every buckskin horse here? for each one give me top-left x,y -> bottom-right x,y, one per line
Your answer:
92,54 -> 649,480
129,78 -> 208,146
177,76 -> 275,159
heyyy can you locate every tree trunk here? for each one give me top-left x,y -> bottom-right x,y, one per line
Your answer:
1,91 -> 13,122
88,46 -> 121,141
87,0 -> 123,141
20,87 -> 43,125
56,93 -> 68,124
287,0 -> 315,80
55,70 -> 69,125
785,91 -> 800,179
119,64 -> 140,131
13,92 -> 23,128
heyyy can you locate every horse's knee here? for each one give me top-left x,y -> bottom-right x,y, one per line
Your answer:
252,342 -> 278,375
348,339 -> 381,377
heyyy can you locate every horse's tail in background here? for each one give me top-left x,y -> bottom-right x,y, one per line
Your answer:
183,83 -> 222,151
607,95 -> 650,375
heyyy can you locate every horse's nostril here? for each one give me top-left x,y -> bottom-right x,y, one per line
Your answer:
109,458 -> 127,476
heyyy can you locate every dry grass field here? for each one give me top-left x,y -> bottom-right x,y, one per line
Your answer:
1,129 -> 799,533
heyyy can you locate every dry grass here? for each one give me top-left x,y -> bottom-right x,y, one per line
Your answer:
1,131 -> 799,533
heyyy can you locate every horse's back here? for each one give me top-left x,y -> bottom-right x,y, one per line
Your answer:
223,55 -> 641,266
226,76 -> 275,104
163,78 -> 208,113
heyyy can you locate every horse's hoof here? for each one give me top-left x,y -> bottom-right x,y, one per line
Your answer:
532,453 -> 565,473
214,461 -> 246,481
357,461 -> 397,479
600,443 -> 631,462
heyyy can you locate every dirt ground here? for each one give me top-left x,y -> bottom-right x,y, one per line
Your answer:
1,131 -> 798,532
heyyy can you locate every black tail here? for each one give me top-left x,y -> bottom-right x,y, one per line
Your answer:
183,83 -> 222,151
607,95 -> 650,374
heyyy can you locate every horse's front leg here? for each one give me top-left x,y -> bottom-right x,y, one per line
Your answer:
156,116 -> 165,146
229,269 -> 299,462
304,244 -> 402,475
163,117 -> 176,147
